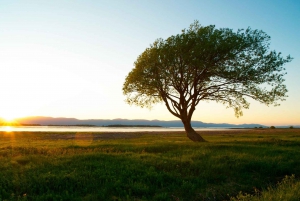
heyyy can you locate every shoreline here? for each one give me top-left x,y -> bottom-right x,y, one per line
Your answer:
1,128 -> 299,140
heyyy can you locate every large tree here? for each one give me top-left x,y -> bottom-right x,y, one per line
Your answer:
123,22 -> 292,142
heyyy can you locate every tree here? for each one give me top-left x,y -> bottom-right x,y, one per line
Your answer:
123,21 -> 292,142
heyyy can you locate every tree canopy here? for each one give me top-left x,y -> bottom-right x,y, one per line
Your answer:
123,21 -> 292,141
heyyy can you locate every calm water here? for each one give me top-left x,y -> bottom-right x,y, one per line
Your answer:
0,126 -> 234,132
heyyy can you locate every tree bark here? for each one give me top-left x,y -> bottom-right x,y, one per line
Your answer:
182,119 -> 206,142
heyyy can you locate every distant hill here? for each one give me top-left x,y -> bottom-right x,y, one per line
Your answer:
14,116 -> 265,128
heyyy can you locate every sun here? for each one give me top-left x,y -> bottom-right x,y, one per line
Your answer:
0,115 -> 20,126
1,116 -> 16,123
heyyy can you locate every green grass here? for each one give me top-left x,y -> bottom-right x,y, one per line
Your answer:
231,175 -> 300,201
0,129 -> 300,200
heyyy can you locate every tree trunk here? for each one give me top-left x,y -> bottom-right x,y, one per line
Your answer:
182,120 -> 206,142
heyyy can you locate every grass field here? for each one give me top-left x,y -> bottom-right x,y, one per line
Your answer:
0,129 -> 300,201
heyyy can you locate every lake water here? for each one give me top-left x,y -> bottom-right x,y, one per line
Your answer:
0,126 -> 235,132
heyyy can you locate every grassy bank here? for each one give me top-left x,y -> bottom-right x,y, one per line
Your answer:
0,129 -> 300,200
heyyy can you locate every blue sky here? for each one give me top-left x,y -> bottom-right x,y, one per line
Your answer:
0,0 -> 299,126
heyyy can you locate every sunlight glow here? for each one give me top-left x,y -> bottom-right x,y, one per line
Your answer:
2,116 -> 16,123
0,116 -> 20,127
4,126 -> 12,132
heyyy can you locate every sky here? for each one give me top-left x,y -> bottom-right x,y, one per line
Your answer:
0,0 -> 299,126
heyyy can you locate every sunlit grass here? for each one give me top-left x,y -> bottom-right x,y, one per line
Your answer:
0,129 -> 299,200
231,175 -> 300,201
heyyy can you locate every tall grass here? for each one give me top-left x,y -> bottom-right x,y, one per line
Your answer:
231,175 -> 300,201
0,129 -> 299,200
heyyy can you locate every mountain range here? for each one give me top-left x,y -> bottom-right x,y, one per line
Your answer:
10,116 -> 265,128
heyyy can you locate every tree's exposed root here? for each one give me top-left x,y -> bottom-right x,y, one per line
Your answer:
187,131 -> 207,142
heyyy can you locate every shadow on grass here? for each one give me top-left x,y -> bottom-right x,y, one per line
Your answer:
1,140 -> 300,200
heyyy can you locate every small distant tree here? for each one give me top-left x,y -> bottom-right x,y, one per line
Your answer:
123,21 -> 292,142
270,126 -> 276,129
289,126 -> 294,129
